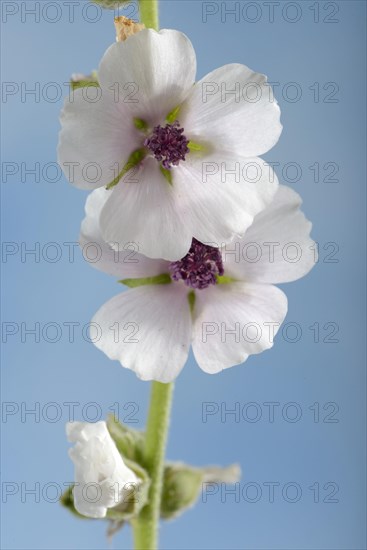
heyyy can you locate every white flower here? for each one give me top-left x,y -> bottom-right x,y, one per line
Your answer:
58,28 -> 282,261
80,185 -> 316,383
66,421 -> 138,519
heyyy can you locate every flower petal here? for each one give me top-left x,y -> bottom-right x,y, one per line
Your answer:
174,153 -> 278,245
180,63 -> 282,157
224,185 -> 317,284
98,29 -> 197,125
100,157 -> 193,261
92,285 -> 192,382
58,88 -> 141,190
192,283 -> 288,374
80,188 -> 170,278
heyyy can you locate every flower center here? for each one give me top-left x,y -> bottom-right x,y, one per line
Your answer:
144,121 -> 189,169
169,239 -> 224,290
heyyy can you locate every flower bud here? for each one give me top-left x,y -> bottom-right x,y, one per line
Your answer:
66,421 -> 139,519
161,462 -> 241,520
161,463 -> 203,520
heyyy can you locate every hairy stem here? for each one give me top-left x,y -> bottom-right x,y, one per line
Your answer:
139,0 -> 159,31
132,382 -> 173,549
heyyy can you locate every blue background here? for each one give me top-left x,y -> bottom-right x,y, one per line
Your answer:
1,1 -> 366,548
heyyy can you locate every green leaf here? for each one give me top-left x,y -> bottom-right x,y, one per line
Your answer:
119,273 -> 172,288
106,149 -> 146,190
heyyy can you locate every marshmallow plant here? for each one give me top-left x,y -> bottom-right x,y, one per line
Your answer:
58,1 -> 316,548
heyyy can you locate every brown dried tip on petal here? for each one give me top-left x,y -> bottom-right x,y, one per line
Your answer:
114,16 -> 145,42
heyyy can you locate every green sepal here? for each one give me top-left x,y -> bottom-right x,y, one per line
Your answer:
166,105 -> 181,124
160,166 -> 173,185
60,485 -> 89,519
119,273 -> 172,288
107,414 -> 145,464
106,414 -> 150,522
106,519 -> 125,540
160,463 -> 203,520
106,149 -> 146,190
106,416 -> 151,519
134,118 -> 149,132
188,141 -> 208,153
187,291 -> 196,314
216,275 -> 236,285
70,71 -> 99,91
105,458 -> 150,521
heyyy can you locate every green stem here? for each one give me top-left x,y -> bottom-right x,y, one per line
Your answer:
139,0 -> 159,31
133,382 -> 173,549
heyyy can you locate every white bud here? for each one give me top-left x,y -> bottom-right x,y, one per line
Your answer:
66,421 -> 138,518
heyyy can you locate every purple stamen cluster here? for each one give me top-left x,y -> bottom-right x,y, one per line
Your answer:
144,121 -> 189,169
169,238 -> 224,290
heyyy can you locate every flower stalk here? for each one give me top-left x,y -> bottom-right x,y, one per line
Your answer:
139,0 -> 159,31
132,381 -> 174,549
